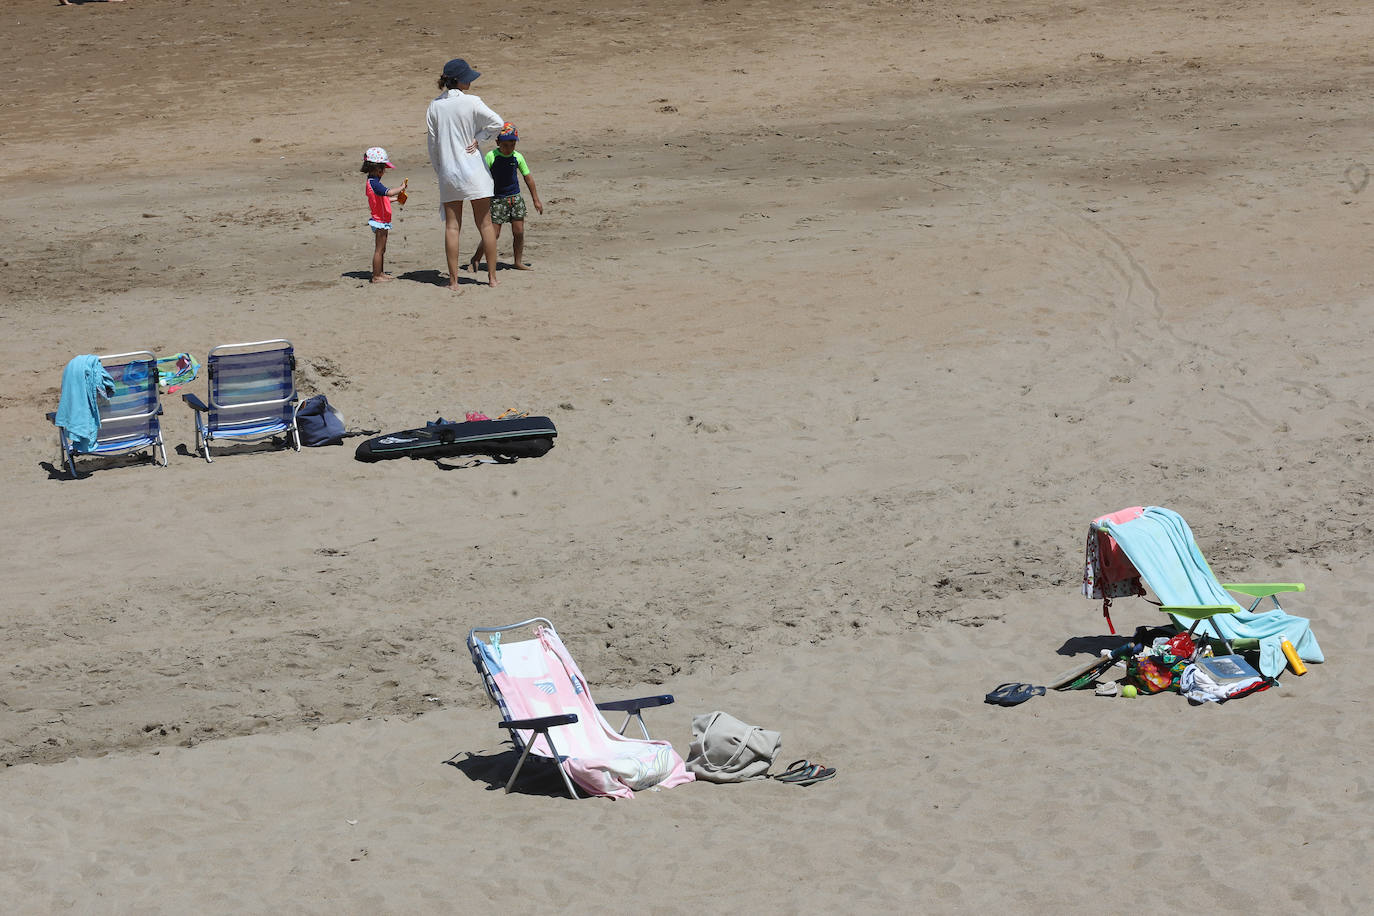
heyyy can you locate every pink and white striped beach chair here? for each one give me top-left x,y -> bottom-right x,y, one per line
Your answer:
467,618 -> 695,800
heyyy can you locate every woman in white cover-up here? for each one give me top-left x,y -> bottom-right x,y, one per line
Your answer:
426,58 -> 504,290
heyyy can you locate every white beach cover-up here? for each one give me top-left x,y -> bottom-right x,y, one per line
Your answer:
426,89 -> 504,203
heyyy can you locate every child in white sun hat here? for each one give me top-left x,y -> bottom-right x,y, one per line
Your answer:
361,147 -> 408,283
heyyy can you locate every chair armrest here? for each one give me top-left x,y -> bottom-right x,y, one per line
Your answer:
182,392 -> 210,412
1159,605 -> 1240,619
1222,583 -> 1305,599
596,694 -> 674,714
499,713 -> 578,731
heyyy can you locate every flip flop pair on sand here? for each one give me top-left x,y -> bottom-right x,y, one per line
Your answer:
773,759 -> 836,786
984,682 -> 1047,706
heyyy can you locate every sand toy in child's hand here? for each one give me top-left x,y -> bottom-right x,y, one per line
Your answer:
397,178 -> 409,206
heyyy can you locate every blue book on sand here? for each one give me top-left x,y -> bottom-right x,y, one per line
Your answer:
1198,654 -> 1261,683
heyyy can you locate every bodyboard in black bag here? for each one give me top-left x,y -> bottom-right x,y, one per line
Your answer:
354,416 -> 557,463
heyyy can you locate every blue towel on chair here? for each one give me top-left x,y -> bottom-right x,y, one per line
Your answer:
1101,506 -> 1324,677
55,355 -> 115,452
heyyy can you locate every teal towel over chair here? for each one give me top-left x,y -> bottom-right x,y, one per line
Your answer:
1100,506 -> 1323,678
55,355 -> 116,452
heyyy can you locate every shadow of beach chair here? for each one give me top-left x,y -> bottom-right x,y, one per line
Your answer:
48,351 -> 167,477
182,339 -> 299,463
466,618 -> 694,799
1087,506 -> 1323,677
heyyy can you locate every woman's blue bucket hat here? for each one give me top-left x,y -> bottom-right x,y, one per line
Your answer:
442,58 -> 481,83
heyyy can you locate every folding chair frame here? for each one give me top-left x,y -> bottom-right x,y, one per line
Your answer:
182,339 -> 300,463
48,350 -> 167,477
467,618 -> 677,799
1160,583 -> 1306,657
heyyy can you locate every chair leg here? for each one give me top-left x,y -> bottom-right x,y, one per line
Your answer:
1193,619 -> 1235,657
57,431 -> 79,478
506,728 -> 578,799
543,731 -> 579,800
615,712 -> 652,739
505,739 -> 537,794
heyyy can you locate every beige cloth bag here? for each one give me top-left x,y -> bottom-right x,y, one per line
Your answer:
685,711 -> 782,782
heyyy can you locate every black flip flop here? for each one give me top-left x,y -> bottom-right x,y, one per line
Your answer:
984,682 -> 1020,705
985,683 -> 1046,706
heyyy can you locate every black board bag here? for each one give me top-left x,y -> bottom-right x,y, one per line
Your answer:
354,417 -> 557,462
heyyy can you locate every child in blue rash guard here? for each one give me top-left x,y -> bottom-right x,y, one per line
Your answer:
467,123 -> 544,272
361,147 -> 407,283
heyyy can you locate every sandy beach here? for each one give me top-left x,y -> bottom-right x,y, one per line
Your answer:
2,0 -> 1372,911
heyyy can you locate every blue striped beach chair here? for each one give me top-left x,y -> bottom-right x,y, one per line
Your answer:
183,339 -> 300,463
48,351 -> 168,478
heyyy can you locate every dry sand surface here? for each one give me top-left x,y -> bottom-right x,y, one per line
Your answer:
3,0 -> 1373,911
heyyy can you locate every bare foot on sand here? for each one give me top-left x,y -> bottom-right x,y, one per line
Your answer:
370,273 -> 395,283
445,280 -> 464,292
488,275 -> 500,287
466,255 -> 481,273
513,262 -> 533,270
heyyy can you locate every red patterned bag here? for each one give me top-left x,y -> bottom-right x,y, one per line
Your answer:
1128,656 -> 1176,694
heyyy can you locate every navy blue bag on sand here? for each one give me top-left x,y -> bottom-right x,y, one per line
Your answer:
297,395 -> 347,447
